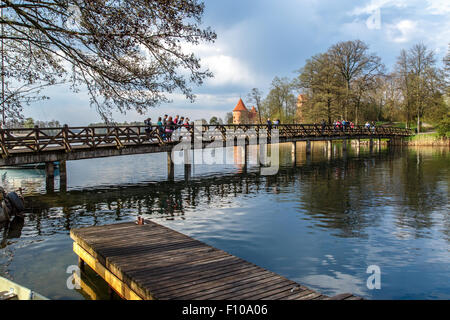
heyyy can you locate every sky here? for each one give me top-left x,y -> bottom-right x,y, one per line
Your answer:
22,0 -> 450,125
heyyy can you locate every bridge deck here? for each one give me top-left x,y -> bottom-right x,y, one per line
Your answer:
70,220 -> 361,300
1,124 -> 411,166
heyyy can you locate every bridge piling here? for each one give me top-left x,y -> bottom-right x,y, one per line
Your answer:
184,149 -> 191,181
242,143 -> 249,173
369,139 -> 374,153
291,142 -> 296,166
327,140 -> 333,160
59,160 -> 67,192
167,152 -> 174,181
306,140 -> 311,155
45,162 -> 55,193
355,139 -> 360,155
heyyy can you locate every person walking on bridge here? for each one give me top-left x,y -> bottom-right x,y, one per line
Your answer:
267,118 -> 272,132
144,118 -> 152,140
321,119 -> 326,134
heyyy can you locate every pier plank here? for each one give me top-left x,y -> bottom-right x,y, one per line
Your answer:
70,221 -> 359,300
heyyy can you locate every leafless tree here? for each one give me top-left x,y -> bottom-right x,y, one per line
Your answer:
0,0 -> 216,122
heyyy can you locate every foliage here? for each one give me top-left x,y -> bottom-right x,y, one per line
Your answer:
436,112 -> 450,138
225,112 -> 233,124
292,40 -> 448,129
1,0 -> 216,121
246,88 -> 263,123
209,116 -> 219,125
261,77 -> 296,122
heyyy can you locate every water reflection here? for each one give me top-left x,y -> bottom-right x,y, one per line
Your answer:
14,145 -> 448,243
0,143 -> 448,299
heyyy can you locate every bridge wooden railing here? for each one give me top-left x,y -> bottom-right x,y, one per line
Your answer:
0,124 -> 412,158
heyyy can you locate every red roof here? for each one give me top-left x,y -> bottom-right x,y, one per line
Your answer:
233,98 -> 248,112
250,106 -> 257,113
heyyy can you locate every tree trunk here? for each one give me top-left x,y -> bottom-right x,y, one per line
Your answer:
417,111 -> 420,134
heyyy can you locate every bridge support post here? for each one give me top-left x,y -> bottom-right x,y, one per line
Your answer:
45,162 -> 55,193
242,143 -> 249,173
59,160 -> 67,192
378,138 -> 382,152
327,140 -> 332,160
305,140 -> 312,164
306,140 -> 311,155
355,139 -> 360,156
184,149 -> 191,181
342,139 -> 348,160
369,139 -> 374,153
291,142 -> 296,166
167,151 -> 174,181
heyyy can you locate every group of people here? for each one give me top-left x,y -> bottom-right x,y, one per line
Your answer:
365,121 -> 377,132
267,118 -> 281,130
332,119 -> 355,131
143,115 -> 192,142
317,119 -> 377,134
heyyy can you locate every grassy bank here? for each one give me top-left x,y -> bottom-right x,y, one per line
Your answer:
405,133 -> 449,146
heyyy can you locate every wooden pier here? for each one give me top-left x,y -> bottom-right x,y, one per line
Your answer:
70,220 -> 360,300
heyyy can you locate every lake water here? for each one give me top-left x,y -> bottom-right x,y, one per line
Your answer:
0,142 -> 448,299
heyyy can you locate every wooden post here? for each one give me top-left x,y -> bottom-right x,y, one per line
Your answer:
342,139 -> 347,151
378,138 -> 382,152
291,141 -> 296,167
184,149 -> 191,181
59,160 -> 67,193
167,151 -> 174,181
45,162 -> 55,193
306,140 -> 311,155
369,139 -> 374,153
242,143 -> 248,173
305,140 -> 312,164
78,257 -> 85,273
327,140 -> 332,160
34,125 -> 39,152
355,139 -> 360,156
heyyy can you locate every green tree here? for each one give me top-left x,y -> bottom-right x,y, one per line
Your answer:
262,77 -> 296,122
209,116 -> 219,125
399,44 -> 445,132
225,112 -> 233,124
247,88 -> 263,124
296,52 -> 343,123
329,40 -> 384,121
23,117 -> 34,128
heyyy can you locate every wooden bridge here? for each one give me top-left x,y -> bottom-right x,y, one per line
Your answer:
0,123 -> 411,191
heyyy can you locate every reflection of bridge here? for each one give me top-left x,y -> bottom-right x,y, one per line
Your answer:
0,124 -> 411,192
24,150 -> 403,239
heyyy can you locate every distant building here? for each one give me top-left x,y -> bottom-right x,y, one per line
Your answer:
296,94 -> 307,123
232,98 -> 258,124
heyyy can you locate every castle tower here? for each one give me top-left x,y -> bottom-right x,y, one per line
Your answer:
233,98 -> 249,124
249,106 -> 258,124
296,94 -> 307,123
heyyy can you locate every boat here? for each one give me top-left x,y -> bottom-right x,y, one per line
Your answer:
0,276 -> 48,300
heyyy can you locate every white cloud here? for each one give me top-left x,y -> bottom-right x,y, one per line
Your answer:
202,54 -> 255,87
182,42 -> 258,88
301,271 -> 367,297
350,0 -> 409,16
386,20 -> 418,43
426,0 -> 450,14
